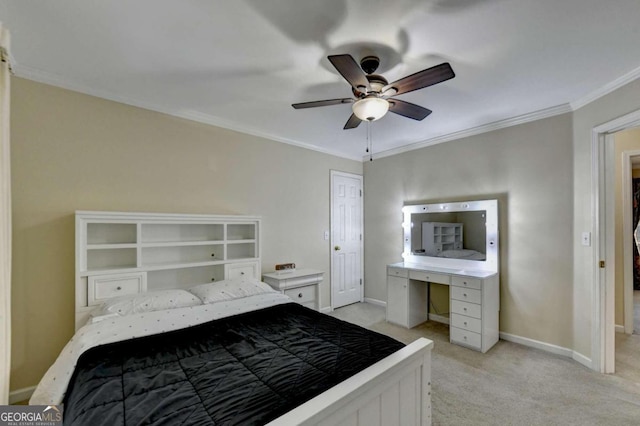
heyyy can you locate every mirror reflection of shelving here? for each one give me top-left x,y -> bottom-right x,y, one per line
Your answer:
422,222 -> 463,255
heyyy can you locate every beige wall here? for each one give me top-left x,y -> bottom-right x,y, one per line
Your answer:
10,77 -> 362,391
363,114 -> 575,348
572,78 -> 640,359
613,128 -> 640,326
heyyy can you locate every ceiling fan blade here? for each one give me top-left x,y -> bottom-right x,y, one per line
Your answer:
292,98 -> 354,109
328,54 -> 371,92
388,99 -> 433,121
383,62 -> 455,96
343,113 -> 362,130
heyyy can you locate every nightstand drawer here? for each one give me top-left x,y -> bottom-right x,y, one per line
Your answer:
450,326 -> 482,350
409,270 -> 450,285
285,284 -> 316,304
451,286 -> 481,304
451,299 -> 482,319
388,267 -> 408,278
451,276 -> 482,290
451,313 -> 482,334
88,272 -> 147,305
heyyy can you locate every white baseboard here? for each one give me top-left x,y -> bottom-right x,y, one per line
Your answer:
320,306 -> 332,314
428,313 -> 450,325
615,324 -> 625,333
364,297 -> 386,307
572,351 -> 593,369
499,331 -> 573,358
9,385 -> 35,404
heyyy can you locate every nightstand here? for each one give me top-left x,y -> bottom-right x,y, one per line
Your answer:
262,269 -> 323,311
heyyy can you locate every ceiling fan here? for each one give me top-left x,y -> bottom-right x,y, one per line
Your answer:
292,54 -> 455,129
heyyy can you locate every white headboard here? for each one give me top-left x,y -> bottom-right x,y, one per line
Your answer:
75,211 -> 261,330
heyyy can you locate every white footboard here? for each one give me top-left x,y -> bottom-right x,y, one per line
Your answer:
268,337 -> 434,426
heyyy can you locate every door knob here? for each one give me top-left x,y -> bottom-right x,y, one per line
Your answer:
334,245 -> 341,251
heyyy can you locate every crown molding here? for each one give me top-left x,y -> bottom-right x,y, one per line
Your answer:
369,103 -> 573,160
14,62 -> 640,163
571,64 -> 640,111
13,65 -> 364,162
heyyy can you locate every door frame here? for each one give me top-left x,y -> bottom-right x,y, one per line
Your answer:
330,170 -> 364,310
621,150 -> 640,334
593,108 -> 640,373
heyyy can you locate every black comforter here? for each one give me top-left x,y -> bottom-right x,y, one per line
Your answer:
63,303 -> 404,425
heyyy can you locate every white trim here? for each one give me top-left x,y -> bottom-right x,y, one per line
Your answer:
621,150 -> 640,335
14,62 -> 640,164
499,332 -> 573,358
330,171 -> 364,309
592,108 -> 640,374
571,64 -> 640,111
9,386 -> 35,405
363,297 -> 386,307
572,351 -> 593,370
615,324 -> 625,333
370,104 -> 573,160
14,66 -> 364,162
320,306 -> 333,314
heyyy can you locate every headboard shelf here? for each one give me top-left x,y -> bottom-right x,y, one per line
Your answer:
75,211 -> 261,330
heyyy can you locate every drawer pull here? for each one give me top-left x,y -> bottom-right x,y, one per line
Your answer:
463,307 -> 467,311
211,278 -> 215,281
463,336 -> 467,340
298,293 -> 303,298
116,286 -> 122,291
240,271 -> 245,275
464,321 -> 468,326
211,253 -> 215,257
463,293 -> 467,297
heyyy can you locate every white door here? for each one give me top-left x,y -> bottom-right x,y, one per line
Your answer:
331,171 -> 363,308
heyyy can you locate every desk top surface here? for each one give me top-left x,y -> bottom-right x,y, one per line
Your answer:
388,262 -> 497,279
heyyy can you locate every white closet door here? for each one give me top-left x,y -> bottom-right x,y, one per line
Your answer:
331,171 -> 363,308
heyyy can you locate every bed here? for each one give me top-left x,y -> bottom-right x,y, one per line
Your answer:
31,278 -> 434,425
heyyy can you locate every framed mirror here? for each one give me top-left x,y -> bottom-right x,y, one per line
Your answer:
402,199 -> 498,272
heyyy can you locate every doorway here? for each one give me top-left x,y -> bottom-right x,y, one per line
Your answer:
330,170 -> 363,309
594,109 -> 640,373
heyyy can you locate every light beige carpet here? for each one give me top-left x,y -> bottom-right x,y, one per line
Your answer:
329,303 -> 640,426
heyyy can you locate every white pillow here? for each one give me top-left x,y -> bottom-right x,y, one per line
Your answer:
188,277 -> 275,304
92,289 -> 202,317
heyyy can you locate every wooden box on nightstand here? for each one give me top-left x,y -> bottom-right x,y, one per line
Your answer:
262,269 -> 323,311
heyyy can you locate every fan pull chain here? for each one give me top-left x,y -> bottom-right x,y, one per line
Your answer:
366,120 -> 373,161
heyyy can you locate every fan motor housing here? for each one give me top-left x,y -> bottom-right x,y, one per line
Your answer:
360,56 -> 380,74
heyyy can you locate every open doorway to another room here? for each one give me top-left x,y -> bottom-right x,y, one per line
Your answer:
631,165 -> 640,334
615,129 -> 640,338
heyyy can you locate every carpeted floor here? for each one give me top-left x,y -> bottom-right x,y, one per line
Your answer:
329,303 -> 640,426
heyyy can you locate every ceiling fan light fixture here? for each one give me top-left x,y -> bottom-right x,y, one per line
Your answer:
352,96 -> 389,121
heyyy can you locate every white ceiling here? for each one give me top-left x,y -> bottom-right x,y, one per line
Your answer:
2,0 -> 640,161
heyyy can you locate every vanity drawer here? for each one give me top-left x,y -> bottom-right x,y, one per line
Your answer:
451,313 -> 482,334
409,270 -> 450,285
451,299 -> 482,319
88,272 -> 147,305
451,286 -> 481,304
285,284 -> 316,304
450,327 -> 482,350
388,267 -> 408,278
451,276 -> 482,290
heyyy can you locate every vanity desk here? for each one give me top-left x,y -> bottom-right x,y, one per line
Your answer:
390,198 -> 501,353
387,262 -> 499,352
